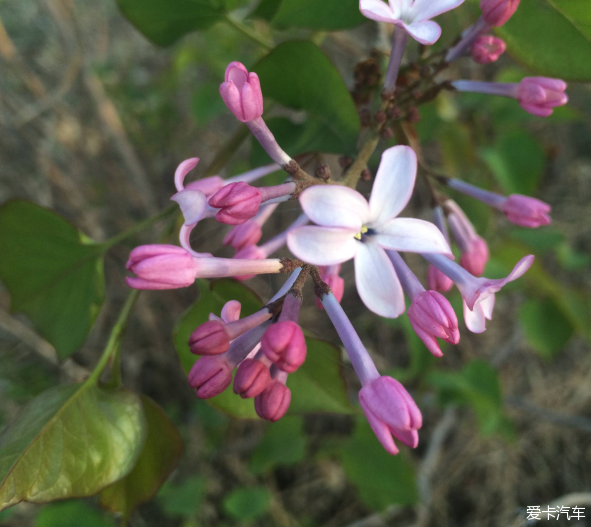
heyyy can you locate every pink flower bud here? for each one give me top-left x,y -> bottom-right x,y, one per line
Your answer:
261,321 -> 307,373
471,35 -> 506,64
459,237 -> 489,276
126,244 -> 197,290
209,182 -> 262,225
480,0 -> 520,27
359,376 -> 422,455
427,264 -> 453,292
517,77 -> 568,117
189,320 -> 230,355
224,220 -> 263,251
408,291 -> 460,357
219,62 -> 264,123
233,358 -> 271,398
502,194 -> 551,228
255,379 -> 292,422
188,355 -> 233,399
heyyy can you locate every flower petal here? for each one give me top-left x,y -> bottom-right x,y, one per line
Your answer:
287,226 -> 359,266
360,0 -> 397,23
369,145 -> 417,225
221,300 -> 242,323
402,20 -> 442,45
409,0 -> 465,22
299,185 -> 370,230
174,158 -> 199,192
171,189 -> 208,226
355,242 -> 405,318
373,218 -> 452,255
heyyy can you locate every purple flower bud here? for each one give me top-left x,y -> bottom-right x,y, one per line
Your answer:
359,376 -> 422,455
408,291 -> 460,357
125,245 -> 198,290
471,35 -> 506,64
209,182 -> 262,225
517,77 -> 568,117
502,194 -> 551,228
255,377 -> 292,422
188,355 -> 233,399
261,321 -> 307,373
234,358 -> 272,398
480,0 -> 520,27
219,62 -> 264,123
459,237 -> 489,277
427,264 -> 454,292
189,320 -> 230,355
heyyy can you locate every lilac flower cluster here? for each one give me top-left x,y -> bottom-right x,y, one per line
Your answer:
125,0 -> 565,454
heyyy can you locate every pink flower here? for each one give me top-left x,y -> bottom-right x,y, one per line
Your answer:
408,291 -> 460,357
209,182 -> 262,225
126,244 -> 198,290
480,0 -> 519,27
255,370 -> 291,422
261,321 -> 307,373
316,265 -> 345,309
459,237 -> 489,276
471,35 -> 506,64
427,264 -> 453,292
234,358 -> 272,398
359,0 -> 465,45
188,355 -> 233,399
502,195 -> 551,228
518,77 -> 568,118
219,62 -> 264,123
224,221 -> 263,251
288,146 -> 451,318
359,376 -> 422,455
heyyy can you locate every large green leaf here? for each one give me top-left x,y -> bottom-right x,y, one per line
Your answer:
223,487 -> 271,521
35,502 -> 115,527
289,337 -> 354,414
497,0 -> 591,81
340,418 -> 418,510
0,383 -> 145,511
254,41 -> 360,156
271,0 -> 365,30
100,395 -> 184,519
0,201 -> 105,360
115,0 -> 240,46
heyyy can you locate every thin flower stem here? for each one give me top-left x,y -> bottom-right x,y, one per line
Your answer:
87,289 -> 140,385
225,15 -> 273,50
342,134 -> 380,188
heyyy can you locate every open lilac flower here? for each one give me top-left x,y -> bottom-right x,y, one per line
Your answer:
359,0 -> 465,45
288,146 -> 451,318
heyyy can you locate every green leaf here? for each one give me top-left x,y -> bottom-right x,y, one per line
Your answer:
36,502 -> 115,527
519,299 -> 574,359
100,395 -> 184,519
271,0 -> 365,30
158,476 -> 208,518
0,383 -> 145,511
340,418 -> 418,510
223,487 -> 271,521
250,0 -> 282,21
0,201 -> 105,360
289,337 -> 354,414
479,131 -> 545,195
250,117 -> 353,167
496,0 -> 591,81
249,416 -> 306,474
115,0 -> 235,46
174,279 -> 263,418
254,41 -> 360,155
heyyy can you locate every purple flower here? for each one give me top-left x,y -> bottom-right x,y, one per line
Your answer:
219,62 -> 264,123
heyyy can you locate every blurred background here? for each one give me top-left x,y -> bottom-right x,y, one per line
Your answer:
0,0 -> 590,526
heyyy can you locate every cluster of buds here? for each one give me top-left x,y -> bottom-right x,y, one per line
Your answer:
123,0 -> 564,455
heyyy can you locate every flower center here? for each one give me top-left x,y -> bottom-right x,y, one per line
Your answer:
354,226 -> 369,240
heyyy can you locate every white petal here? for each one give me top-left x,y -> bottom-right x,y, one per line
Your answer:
355,242 -> 405,318
409,0 -> 465,22
403,20 -> 442,45
300,185 -> 370,230
480,294 -> 495,320
287,226 -> 359,266
171,189 -> 207,226
369,145 -> 417,225
463,300 -> 486,333
360,0 -> 397,22
373,218 -> 452,255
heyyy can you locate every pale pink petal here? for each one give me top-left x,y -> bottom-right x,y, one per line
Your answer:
480,294 -> 495,320
354,242 -> 405,318
360,0 -> 397,22
402,20 -> 442,45
171,189 -> 208,226
287,226 -> 359,266
221,300 -> 242,323
463,300 -> 487,333
299,185 -> 370,230
369,145 -> 417,225
174,158 -> 199,192
373,218 -> 452,255
410,0 -> 465,22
